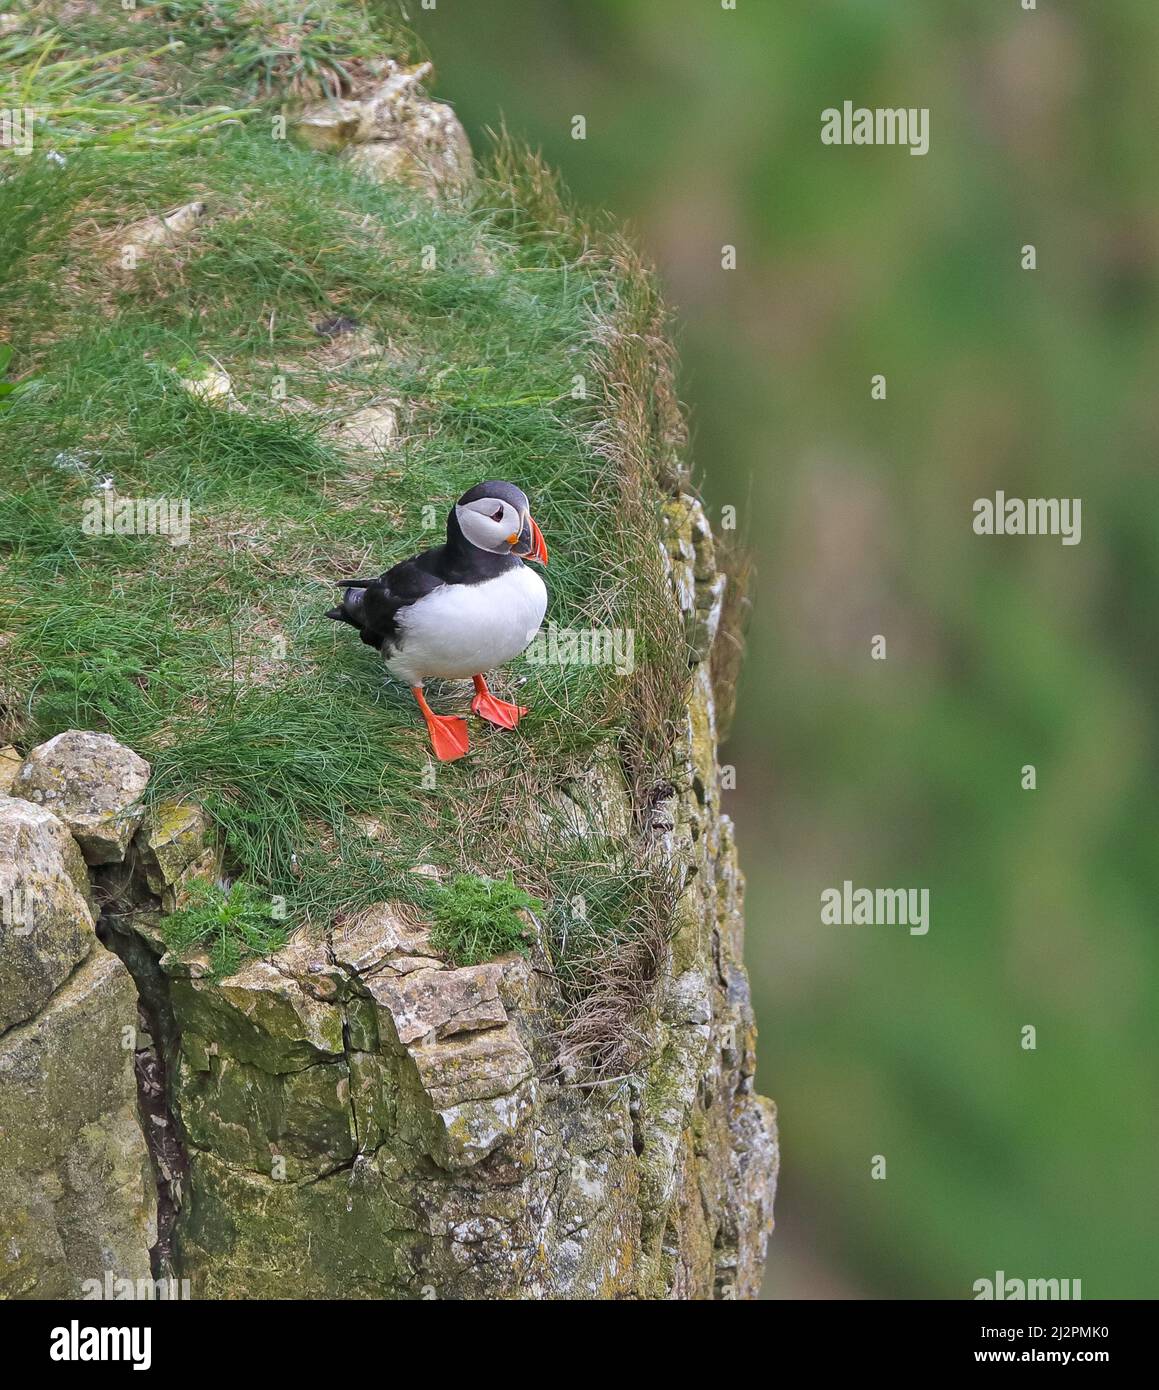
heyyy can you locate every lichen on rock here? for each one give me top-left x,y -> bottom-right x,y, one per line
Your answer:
11,730 -> 151,865
134,800 -> 221,912
0,948 -> 155,1297
0,746 -> 21,795
292,60 -> 475,199
0,796 -> 96,1034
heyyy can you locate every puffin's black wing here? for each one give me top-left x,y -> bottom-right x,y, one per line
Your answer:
325,549 -> 446,651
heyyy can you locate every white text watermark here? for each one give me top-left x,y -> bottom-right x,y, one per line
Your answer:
821,881 -> 929,936
525,622 -> 635,676
0,107 -> 34,156
973,492 -> 1081,545
82,495 -> 191,547
821,102 -> 929,156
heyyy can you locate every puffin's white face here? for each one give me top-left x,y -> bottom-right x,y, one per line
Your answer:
455,495 -> 525,554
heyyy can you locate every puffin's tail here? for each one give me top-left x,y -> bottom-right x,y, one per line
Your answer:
325,580 -> 372,629
326,579 -> 391,650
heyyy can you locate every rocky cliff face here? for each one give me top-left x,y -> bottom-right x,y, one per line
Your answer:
0,493 -> 775,1299
0,793 -> 155,1298
0,53 -> 776,1301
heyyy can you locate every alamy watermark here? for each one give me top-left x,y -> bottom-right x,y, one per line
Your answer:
81,1271 -> 192,1301
974,1271 -> 1082,1301
525,622 -> 635,676
50,1321 -> 151,1370
82,494 -> 191,547
821,102 -> 929,156
1,886 -> 35,936
973,492 -> 1081,545
0,872 -> 57,936
0,107 -> 35,156
821,880 -> 929,936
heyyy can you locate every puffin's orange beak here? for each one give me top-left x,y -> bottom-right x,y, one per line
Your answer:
512,513 -> 548,564
526,515 -> 548,566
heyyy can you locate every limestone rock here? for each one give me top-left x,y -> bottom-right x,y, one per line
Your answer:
174,1149 -> 419,1299
0,950 -> 155,1297
269,933 -> 344,1003
134,799 -> 220,910
171,955 -> 345,1073
334,909 -> 534,1169
367,962 -> 506,1046
720,1094 -> 780,1299
403,1021 -> 533,1111
398,1023 -> 537,1170
293,61 -> 474,198
330,401 -> 398,453
117,200 -> 207,259
178,1050 -> 355,1182
332,903 -> 443,976
12,730 -> 151,865
662,495 -> 727,662
177,364 -> 241,410
0,745 -> 20,794
0,796 -> 95,1034
291,103 -> 361,152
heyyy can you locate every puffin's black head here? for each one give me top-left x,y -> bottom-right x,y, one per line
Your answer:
451,480 -> 548,565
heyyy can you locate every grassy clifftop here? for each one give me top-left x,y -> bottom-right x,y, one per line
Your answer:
0,1 -> 696,1069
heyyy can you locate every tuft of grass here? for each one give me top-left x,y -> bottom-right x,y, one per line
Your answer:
544,842 -> 679,1083
0,344 -> 37,414
7,1 -> 396,114
159,878 -> 290,979
202,0 -> 377,100
0,27 -> 251,155
429,873 -> 540,967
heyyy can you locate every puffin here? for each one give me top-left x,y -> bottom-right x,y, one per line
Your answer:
326,481 -> 549,761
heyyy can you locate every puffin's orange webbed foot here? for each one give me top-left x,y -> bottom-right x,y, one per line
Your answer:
425,714 -> 470,761
412,686 -> 470,761
471,675 -> 527,730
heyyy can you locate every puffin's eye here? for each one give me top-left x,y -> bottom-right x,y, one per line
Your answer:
490,507 -> 504,523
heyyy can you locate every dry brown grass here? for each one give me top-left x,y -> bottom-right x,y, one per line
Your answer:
550,854 -> 679,1085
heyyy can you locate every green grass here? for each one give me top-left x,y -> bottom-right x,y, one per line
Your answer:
162,0 -> 379,99
429,873 -> 540,966
0,5 -> 691,1056
0,24 -> 251,154
0,0 -> 391,123
543,838 -> 679,1079
159,878 -> 290,979
0,344 -> 36,414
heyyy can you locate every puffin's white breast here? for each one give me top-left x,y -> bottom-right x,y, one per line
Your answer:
385,565 -> 547,684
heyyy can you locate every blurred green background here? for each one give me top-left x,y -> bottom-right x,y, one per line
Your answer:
410,0 -> 1159,1297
